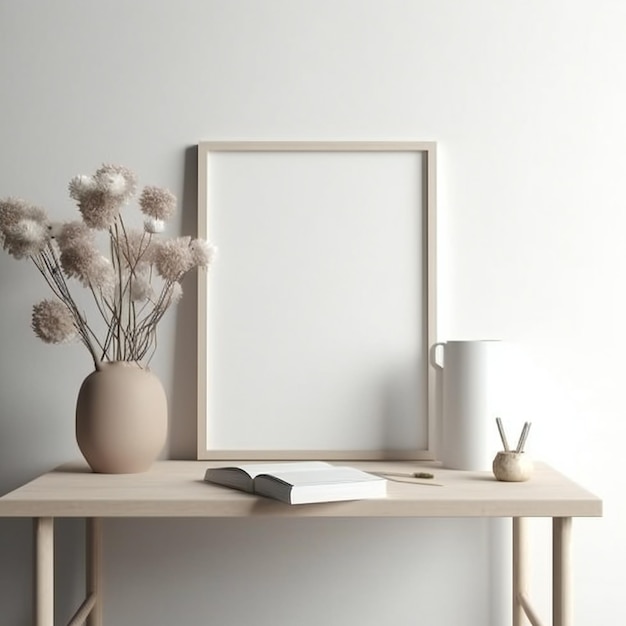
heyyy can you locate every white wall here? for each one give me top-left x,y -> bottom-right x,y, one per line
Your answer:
0,1 -> 621,624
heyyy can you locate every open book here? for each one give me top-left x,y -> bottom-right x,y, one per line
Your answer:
203,461 -> 387,505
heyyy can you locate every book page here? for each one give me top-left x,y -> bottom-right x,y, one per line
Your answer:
258,467 -> 383,487
236,461 -> 332,479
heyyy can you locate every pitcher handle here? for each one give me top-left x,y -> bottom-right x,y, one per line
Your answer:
430,342 -> 445,370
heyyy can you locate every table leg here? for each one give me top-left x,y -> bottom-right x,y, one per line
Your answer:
512,517 -> 528,626
34,517 -> 54,626
87,518 -> 103,626
553,517 -> 572,626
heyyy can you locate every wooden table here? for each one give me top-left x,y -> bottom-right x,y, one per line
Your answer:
0,460 -> 602,626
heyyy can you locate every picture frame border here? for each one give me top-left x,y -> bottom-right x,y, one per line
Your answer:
196,141 -> 437,460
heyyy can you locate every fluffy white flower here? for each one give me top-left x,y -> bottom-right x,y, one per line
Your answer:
68,175 -> 97,202
139,186 -> 176,220
31,299 -> 77,344
68,165 -> 137,230
144,216 -> 164,234
99,172 -> 127,196
0,198 -> 50,259
94,164 -> 137,202
154,237 -> 194,281
56,221 -> 94,250
16,219 -> 46,243
190,239 -> 216,267
4,219 -> 49,258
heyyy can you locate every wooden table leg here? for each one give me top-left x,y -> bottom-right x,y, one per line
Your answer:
34,517 -> 54,626
553,517 -> 572,626
87,518 -> 103,626
513,517 -> 528,626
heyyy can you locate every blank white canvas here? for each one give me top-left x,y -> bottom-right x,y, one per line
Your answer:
203,149 -> 428,453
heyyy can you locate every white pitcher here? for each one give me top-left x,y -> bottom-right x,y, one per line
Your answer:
431,340 -> 502,470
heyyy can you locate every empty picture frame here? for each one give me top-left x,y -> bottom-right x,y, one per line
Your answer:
197,141 -> 436,460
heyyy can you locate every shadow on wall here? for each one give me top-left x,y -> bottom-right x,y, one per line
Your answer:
169,145 -> 201,459
0,519 -> 30,625
102,517 -> 495,626
0,518 -> 84,625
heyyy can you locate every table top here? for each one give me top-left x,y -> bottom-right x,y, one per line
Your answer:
0,460 -> 602,518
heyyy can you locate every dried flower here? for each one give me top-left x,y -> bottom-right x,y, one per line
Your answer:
190,239 -> 216,268
139,186 -> 176,221
144,216 -> 164,234
60,242 -> 96,279
1,163 -> 215,368
3,219 -> 49,259
68,175 -> 98,203
71,165 -> 138,230
76,189 -> 120,230
154,236 -> 194,281
57,221 -> 95,250
0,197 -> 47,229
94,164 -> 137,202
0,198 -> 50,258
32,300 -> 77,344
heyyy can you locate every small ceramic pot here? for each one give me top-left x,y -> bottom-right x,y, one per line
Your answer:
492,451 -> 533,482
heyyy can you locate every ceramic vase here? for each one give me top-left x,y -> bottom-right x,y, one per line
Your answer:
75,361 -> 168,474
492,451 -> 533,482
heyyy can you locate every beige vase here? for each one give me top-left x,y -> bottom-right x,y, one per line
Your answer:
75,361 -> 168,474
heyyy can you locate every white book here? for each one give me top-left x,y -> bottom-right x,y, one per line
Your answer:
203,461 -> 387,505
